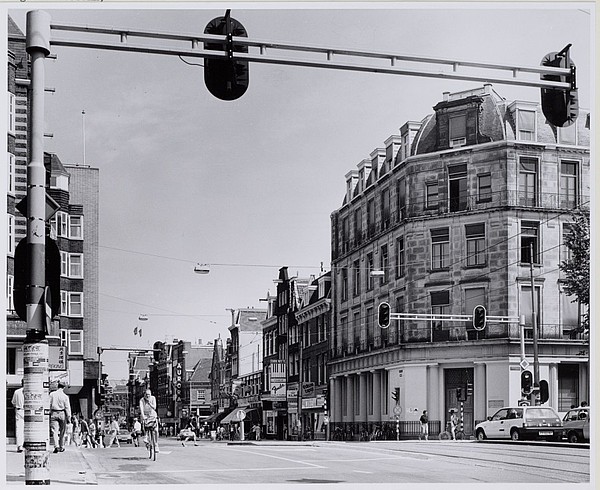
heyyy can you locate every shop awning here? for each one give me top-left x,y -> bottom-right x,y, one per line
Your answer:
221,408 -> 259,425
204,410 -> 231,425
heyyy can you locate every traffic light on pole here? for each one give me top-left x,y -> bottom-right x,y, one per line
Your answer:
539,380 -> 549,404
472,305 -> 486,331
203,10 -> 249,101
521,370 -> 533,396
391,388 -> 399,403
378,302 -> 391,329
98,385 -> 106,406
540,45 -> 578,128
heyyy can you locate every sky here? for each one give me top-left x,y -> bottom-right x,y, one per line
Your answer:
3,2 -> 594,379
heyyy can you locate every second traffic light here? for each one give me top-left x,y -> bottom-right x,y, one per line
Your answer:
540,45 -> 578,128
472,305 -> 486,331
378,302 -> 391,328
204,10 -> 249,101
521,370 -> 533,395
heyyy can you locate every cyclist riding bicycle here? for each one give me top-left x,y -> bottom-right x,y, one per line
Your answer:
139,389 -> 159,453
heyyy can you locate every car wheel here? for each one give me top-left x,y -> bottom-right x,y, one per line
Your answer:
510,429 -> 521,441
568,431 -> 579,443
476,430 -> 486,441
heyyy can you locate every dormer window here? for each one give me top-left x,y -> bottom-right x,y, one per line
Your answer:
517,109 -> 536,141
449,114 -> 467,147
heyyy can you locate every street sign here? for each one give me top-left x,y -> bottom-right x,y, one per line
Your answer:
393,405 -> 402,415
235,409 -> 246,421
519,359 -> 530,370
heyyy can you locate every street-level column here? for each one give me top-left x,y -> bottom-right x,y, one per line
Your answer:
344,375 -> 354,423
549,363 -> 558,409
474,363 -> 487,423
427,364 -> 440,421
333,376 -> 343,423
358,372 -> 367,422
372,370 -> 381,422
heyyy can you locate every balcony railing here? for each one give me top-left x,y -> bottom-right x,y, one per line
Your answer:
333,192 -> 588,260
329,322 -> 587,360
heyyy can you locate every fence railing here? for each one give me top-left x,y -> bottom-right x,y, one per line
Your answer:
329,420 -> 444,441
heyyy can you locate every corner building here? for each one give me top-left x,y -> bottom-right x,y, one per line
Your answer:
329,85 -> 590,438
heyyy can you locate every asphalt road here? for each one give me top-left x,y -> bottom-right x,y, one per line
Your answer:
81,438 -> 590,485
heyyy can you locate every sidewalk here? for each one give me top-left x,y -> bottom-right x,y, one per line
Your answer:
5,444 -> 97,485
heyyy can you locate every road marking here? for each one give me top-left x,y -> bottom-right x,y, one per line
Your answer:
353,470 -> 372,474
226,447 -> 326,468
96,466 -> 323,475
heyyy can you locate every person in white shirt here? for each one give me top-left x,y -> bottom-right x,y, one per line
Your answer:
132,417 -> 142,447
49,381 -> 72,453
11,379 -> 24,452
139,389 -> 159,452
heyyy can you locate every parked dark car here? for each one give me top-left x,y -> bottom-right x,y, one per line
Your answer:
562,406 -> 590,443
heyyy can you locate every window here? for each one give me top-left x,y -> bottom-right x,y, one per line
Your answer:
431,228 -> 450,270
62,292 -> 83,317
7,275 -> 14,312
7,347 -> 17,375
366,307 -> 374,347
465,223 -> 486,266
518,157 -> 538,206
68,330 -> 83,355
426,182 -> 439,209
341,216 -> 349,252
56,212 -> 68,237
431,290 -> 450,330
7,152 -> 16,195
367,199 -> 375,236
353,260 -> 361,296
366,253 -> 374,290
464,287 -> 486,316
561,223 -> 573,264
353,310 -> 362,349
341,268 -> 348,302
61,252 -> 68,276
395,237 -> 405,278
7,214 -> 15,256
397,177 -> 406,220
520,221 -> 540,264
69,216 -> 83,239
519,285 -> 541,330
560,287 -> 579,332
381,188 -> 390,229
8,92 -> 16,135
380,244 -> 389,283
448,164 -> 468,212
517,109 -> 536,141
449,114 -> 467,147
69,254 -> 84,278
478,173 -> 492,203
558,122 -> 577,145
560,161 -> 579,209
354,208 -> 362,244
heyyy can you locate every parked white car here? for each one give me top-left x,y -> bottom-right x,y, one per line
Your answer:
475,406 -> 563,442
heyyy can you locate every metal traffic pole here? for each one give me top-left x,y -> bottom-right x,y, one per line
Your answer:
24,10 -> 51,485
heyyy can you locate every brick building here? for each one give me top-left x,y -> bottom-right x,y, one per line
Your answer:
329,84 -> 590,439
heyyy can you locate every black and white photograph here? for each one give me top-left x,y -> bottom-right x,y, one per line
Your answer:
3,1 -> 594,488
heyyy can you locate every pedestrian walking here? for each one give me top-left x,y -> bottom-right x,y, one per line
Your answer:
64,415 -> 74,446
449,409 -> 458,440
79,414 -> 95,448
419,410 -> 429,441
105,416 -> 121,448
11,379 -> 24,453
131,417 -> 142,447
88,418 -> 99,448
49,381 -> 72,453
229,425 -> 235,441
253,424 -> 261,441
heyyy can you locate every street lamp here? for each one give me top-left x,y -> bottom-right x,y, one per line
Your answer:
194,264 -> 210,274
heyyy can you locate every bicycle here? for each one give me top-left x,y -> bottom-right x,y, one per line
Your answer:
144,419 -> 158,461
438,421 -> 465,441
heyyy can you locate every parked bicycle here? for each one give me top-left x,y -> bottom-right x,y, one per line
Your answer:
438,421 -> 465,441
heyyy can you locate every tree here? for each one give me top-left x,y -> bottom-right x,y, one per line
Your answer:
559,207 -> 590,332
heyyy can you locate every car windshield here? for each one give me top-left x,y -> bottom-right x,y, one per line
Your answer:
525,408 -> 558,420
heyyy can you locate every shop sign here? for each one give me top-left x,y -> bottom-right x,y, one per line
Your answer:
48,346 -> 66,370
316,395 -> 326,407
301,398 -> 317,409
301,382 -> 315,397
287,387 -> 298,399
175,363 -> 183,402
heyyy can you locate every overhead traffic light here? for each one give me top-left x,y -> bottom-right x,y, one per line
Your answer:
472,305 -> 486,331
203,10 -> 249,101
540,45 -> 578,128
378,302 -> 391,329
521,370 -> 533,396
